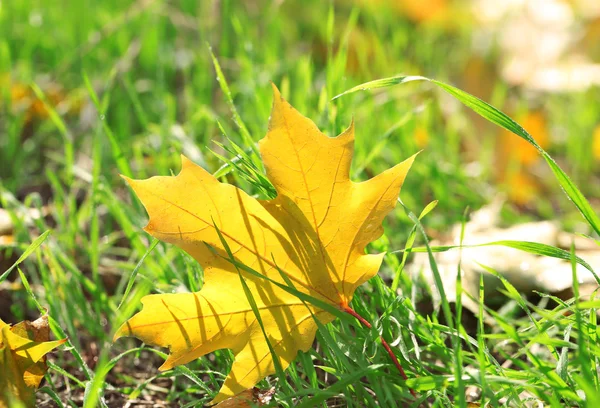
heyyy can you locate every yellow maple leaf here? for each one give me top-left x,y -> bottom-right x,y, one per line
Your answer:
0,316 -> 66,408
213,387 -> 275,407
114,85 -> 415,403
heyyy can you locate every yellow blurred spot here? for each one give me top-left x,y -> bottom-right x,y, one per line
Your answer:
400,0 -> 447,22
414,126 -> 429,148
593,125 -> 600,160
463,56 -> 496,103
352,0 -> 452,24
497,111 -> 550,204
504,172 -> 540,206
503,112 -> 549,166
1,75 -> 77,124
0,235 -> 14,245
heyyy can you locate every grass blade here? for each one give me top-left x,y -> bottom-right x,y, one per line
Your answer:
334,76 -> 600,237
395,240 -> 598,283
0,230 -> 51,283
117,238 -> 160,310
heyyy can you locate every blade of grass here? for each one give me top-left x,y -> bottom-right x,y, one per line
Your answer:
334,75 -> 600,237
212,220 -> 291,399
453,210 -> 468,408
0,230 -> 50,283
394,240 -> 597,282
400,200 -> 454,331
391,200 -> 438,292
294,364 -> 386,408
203,241 -> 354,324
117,238 -> 159,310
83,71 -> 132,178
30,83 -> 74,185
207,45 -> 257,156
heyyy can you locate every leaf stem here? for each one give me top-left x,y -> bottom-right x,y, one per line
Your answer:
343,306 -> 417,398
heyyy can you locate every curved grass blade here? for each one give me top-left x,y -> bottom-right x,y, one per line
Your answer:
203,239 -> 354,325
294,364 -> 387,408
0,230 -> 51,283
117,238 -> 159,310
394,240 -> 598,284
211,219 -> 289,396
334,76 -> 600,237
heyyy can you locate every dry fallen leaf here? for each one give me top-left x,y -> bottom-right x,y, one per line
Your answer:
411,200 -> 600,316
114,85 -> 415,403
0,207 -> 49,238
472,0 -> 600,91
0,73 -> 83,123
0,316 -> 66,407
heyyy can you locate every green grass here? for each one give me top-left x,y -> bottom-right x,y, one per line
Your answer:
1,0 -> 599,406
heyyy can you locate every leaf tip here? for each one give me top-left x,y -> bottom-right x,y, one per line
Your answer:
112,321 -> 132,343
270,81 -> 281,100
337,117 -> 355,142
405,150 -> 420,166
266,82 -> 288,134
179,154 -> 192,168
120,174 -> 133,185
157,361 -> 172,372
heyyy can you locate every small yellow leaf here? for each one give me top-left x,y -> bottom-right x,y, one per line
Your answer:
0,316 -> 66,408
115,84 -> 415,403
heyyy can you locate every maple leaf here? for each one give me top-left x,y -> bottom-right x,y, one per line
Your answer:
0,316 -> 66,408
213,387 -> 275,407
114,85 -> 415,403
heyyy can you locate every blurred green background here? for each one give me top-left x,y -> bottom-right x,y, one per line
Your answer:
2,0 -> 599,225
